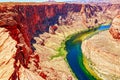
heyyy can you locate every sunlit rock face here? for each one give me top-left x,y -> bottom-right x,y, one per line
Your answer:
0,27 -> 16,80
82,30 -> 120,80
109,15 -> 120,39
0,3 -> 120,80
0,28 -> 43,79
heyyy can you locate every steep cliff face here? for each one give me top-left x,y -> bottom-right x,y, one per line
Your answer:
0,3 -> 120,80
0,3 -> 83,80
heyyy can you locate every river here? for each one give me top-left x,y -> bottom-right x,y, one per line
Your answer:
66,25 -> 110,80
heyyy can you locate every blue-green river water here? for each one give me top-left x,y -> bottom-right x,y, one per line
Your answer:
66,25 -> 110,80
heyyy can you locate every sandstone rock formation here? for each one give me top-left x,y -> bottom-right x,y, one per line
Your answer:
109,15 -> 120,39
82,30 -> 120,80
0,27 -> 17,80
0,2 -> 120,80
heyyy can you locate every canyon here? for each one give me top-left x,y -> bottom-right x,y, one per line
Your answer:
0,2 -> 120,80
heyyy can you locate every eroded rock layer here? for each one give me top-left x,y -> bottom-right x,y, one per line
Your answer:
0,3 -> 120,80
82,30 -> 120,80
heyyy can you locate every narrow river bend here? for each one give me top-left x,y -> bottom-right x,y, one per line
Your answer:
66,25 -> 110,80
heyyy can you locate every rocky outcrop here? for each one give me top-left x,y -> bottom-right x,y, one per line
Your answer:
82,30 -> 120,80
109,15 -> 120,39
0,2 -> 120,80
0,27 -> 17,80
